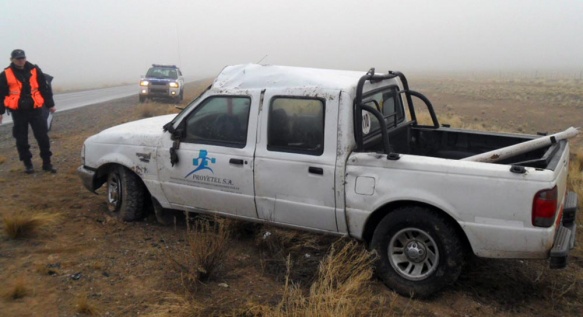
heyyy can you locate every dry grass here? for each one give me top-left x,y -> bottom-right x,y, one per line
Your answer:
416,108 -> 508,133
278,240 -> 380,316
151,240 -> 409,317
569,149 -> 583,205
75,293 -> 100,316
91,260 -> 106,271
255,226 -> 336,284
35,262 -> 61,276
568,149 -> 583,257
2,211 -> 61,239
413,76 -> 583,108
171,216 -> 232,288
137,103 -> 180,118
144,293 -> 203,317
2,276 -> 29,300
242,240 -> 407,317
0,155 -> 6,165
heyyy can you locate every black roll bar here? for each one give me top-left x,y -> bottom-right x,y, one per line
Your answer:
354,69 -> 439,153
361,104 -> 394,154
401,89 -> 440,128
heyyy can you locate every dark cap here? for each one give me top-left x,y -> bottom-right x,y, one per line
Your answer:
11,49 -> 26,59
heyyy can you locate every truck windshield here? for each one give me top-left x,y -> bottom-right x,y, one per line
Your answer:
146,68 -> 178,79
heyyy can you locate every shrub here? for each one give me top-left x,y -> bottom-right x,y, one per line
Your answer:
2,277 -> 28,300
2,211 -> 60,239
75,293 -> 100,316
248,240 -> 406,317
172,216 -> 232,288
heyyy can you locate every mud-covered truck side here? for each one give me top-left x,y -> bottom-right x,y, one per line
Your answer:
78,64 -> 578,297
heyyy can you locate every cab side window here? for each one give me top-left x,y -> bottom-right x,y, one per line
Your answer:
267,97 -> 324,155
184,96 -> 251,148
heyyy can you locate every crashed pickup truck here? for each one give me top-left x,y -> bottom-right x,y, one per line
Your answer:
78,64 -> 578,297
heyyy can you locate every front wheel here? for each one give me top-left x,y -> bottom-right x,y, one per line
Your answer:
106,165 -> 145,221
370,206 -> 464,298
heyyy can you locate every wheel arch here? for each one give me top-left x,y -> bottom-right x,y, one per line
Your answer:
361,200 -> 473,255
93,163 -> 125,190
98,162 -> 154,216
93,163 -> 154,212
93,158 -> 143,187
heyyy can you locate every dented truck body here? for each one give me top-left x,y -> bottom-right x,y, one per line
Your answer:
78,64 -> 578,297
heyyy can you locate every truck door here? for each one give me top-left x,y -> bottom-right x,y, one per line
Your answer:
157,94 -> 259,219
254,89 -> 339,232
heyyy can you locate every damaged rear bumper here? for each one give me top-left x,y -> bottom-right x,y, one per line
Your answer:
550,191 -> 578,269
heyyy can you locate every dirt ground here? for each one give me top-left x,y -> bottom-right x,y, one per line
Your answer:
0,76 -> 582,317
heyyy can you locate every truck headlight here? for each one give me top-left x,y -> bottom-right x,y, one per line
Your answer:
169,82 -> 179,88
140,80 -> 149,86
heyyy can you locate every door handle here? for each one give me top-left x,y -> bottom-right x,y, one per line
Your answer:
309,166 -> 323,175
229,158 -> 244,165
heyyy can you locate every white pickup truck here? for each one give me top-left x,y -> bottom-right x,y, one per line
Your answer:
78,64 -> 578,297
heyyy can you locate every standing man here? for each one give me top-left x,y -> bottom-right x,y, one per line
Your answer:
0,49 -> 57,174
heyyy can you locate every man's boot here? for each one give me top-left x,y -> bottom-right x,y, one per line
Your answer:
24,160 -> 34,174
42,161 -> 57,173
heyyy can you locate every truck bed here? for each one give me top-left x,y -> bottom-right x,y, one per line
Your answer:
364,124 -> 566,170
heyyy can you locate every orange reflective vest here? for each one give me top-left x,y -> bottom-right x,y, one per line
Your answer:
3,67 -> 44,110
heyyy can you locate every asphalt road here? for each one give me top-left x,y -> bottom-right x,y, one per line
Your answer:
1,84 -> 137,125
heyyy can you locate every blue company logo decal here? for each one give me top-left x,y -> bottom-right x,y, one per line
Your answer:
185,149 -> 216,178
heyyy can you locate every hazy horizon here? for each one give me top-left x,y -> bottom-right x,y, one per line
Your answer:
2,0 -> 582,89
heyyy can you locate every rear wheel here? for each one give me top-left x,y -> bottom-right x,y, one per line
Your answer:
106,165 -> 145,221
370,206 -> 464,298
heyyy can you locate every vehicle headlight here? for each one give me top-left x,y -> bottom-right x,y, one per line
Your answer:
140,80 -> 149,86
169,82 -> 179,88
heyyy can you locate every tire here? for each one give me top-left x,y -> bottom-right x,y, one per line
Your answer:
106,165 -> 145,221
152,197 -> 176,226
139,95 -> 146,103
370,206 -> 464,298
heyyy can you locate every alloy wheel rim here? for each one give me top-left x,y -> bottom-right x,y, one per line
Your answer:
388,228 -> 439,281
107,174 -> 121,211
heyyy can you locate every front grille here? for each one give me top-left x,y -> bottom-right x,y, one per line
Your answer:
150,88 -> 167,94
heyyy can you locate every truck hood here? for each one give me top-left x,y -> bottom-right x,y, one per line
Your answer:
86,114 -> 176,146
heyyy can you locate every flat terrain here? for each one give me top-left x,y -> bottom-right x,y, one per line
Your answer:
0,75 -> 582,317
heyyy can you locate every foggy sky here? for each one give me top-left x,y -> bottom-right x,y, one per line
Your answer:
1,0 -> 582,89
